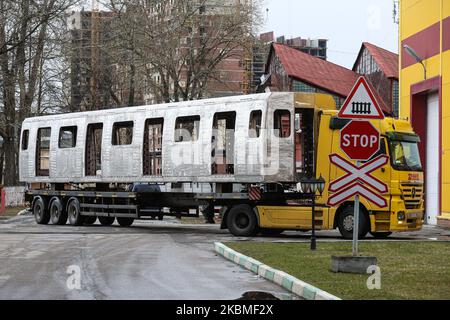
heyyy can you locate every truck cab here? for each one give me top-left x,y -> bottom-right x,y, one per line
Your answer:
315,111 -> 424,238
255,93 -> 424,239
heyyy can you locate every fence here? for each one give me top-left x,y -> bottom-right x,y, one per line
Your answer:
0,186 -> 26,214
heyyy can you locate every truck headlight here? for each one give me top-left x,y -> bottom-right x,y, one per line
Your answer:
398,212 -> 406,221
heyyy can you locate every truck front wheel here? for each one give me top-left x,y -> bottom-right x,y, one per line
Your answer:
337,205 -> 370,239
227,205 -> 258,237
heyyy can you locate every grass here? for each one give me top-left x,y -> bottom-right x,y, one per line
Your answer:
226,241 -> 450,300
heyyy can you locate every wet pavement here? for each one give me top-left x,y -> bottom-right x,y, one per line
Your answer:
0,216 -> 295,300
0,214 -> 448,300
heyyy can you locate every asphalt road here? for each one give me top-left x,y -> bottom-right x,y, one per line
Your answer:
0,216 -> 296,300
0,215 -> 448,300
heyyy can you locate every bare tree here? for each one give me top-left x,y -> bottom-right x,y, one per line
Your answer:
0,0 -> 80,185
105,0 -> 262,104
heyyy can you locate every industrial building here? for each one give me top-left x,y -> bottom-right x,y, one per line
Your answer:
399,0 -> 450,227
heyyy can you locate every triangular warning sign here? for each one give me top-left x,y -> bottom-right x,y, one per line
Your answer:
338,77 -> 385,120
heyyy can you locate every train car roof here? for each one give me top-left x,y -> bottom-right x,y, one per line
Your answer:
22,92 -> 274,124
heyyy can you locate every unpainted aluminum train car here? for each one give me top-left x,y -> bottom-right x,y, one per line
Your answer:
20,92 -> 336,233
20,92 -> 335,185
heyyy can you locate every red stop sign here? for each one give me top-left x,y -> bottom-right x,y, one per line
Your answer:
340,120 -> 380,161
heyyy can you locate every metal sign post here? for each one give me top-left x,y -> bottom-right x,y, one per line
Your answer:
352,163 -> 361,257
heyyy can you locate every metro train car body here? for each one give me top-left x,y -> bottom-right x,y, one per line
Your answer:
20,92 -> 326,185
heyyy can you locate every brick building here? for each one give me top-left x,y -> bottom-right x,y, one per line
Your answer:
67,10 -> 118,111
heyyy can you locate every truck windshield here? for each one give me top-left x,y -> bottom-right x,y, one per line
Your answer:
389,140 -> 423,172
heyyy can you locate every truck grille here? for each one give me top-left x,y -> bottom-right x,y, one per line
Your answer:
401,183 -> 424,209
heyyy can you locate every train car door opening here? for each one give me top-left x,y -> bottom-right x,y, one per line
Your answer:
143,118 -> 164,176
86,123 -> 103,176
212,112 -> 236,175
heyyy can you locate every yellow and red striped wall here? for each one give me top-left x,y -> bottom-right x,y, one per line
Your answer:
399,0 -> 450,225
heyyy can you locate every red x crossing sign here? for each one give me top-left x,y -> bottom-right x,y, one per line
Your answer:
327,154 -> 389,208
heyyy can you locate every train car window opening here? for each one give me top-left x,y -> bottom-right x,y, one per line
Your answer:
274,110 -> 291,138
86,123 -> 103,176
59,126 -> 77,148
144,118 -> 164,176
212,112 -> 236,175
249,110 -> 262,138
175,116 -> 200,142
112,121 -> 134,146
36,127 -> 51,176
21,130 -> 29,150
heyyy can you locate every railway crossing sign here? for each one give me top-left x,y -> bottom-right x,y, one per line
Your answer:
340,120 -> 380,161
328,182 -> 387,208
331,77 -> 388,256
327,154 -> 389,208
338,77 -> 385,120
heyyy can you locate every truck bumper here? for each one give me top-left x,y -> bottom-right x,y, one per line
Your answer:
371,210 -> 424,233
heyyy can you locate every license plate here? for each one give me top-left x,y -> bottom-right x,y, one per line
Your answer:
408,213 -> 421,219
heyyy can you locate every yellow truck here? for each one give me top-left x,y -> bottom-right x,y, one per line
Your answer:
245,93 -> 424,239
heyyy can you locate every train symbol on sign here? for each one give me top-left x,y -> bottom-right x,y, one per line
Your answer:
351,102 -> 372,115
338,76 -> 385,120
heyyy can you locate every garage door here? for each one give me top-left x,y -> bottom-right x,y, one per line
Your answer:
426,93 -> 439,225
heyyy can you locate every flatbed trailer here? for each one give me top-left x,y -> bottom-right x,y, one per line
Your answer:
25,186 -> 315,226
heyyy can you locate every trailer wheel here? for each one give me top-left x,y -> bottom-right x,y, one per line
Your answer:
99,217 -> 115,226
67,198 -> 84,226
84,216 -> 97,225
337,205 -> 370,239
50,198 -> 67,225
117,217 -> 134,227
227,205 -> 258,237
33,197 -> 50,225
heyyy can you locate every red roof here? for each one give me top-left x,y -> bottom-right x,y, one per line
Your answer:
363,75 -> 391,115
354,42 -> 399,79
270,43 -> 359,97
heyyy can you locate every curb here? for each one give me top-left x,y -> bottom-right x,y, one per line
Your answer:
214,242 -> 341,301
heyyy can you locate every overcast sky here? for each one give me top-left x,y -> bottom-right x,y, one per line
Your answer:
261,0 -> 399,68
